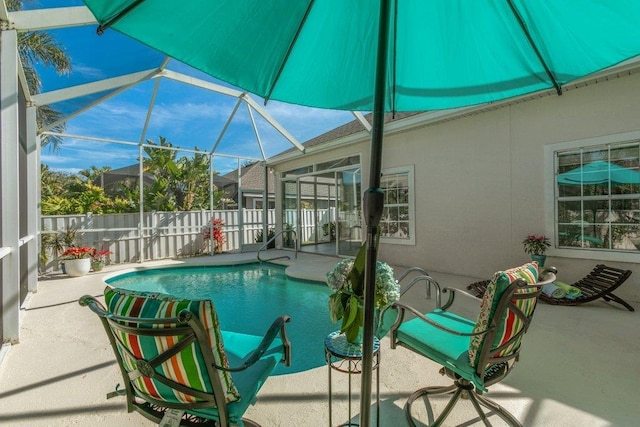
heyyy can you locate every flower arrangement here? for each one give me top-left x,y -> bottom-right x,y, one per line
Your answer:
59,246 -> 94,260
91,247 -> 112,262
522,234 -> 551,255
203,218 -> 226,253
326,245 -> 399,343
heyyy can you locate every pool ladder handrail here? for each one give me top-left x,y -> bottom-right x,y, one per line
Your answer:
257,229 -> 298,263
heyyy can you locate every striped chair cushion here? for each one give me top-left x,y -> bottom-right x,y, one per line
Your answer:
468,262 -> 539,368
104,287 -> 240,404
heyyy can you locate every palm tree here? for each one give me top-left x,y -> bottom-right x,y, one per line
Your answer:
7,0 -> 72,151
78,165 -> 112,185
176,149 -> 210,210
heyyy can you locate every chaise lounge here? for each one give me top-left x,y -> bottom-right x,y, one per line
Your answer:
468,264 -> 634,311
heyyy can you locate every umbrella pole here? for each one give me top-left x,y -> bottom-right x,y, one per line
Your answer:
361,0 -> 391,425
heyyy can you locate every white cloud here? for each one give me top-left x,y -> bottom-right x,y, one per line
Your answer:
72,62 -> 107,80
41,153 -> 74,165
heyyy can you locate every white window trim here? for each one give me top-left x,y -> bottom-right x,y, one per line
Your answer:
380,165 -> 416,246
544,130 -> 640,263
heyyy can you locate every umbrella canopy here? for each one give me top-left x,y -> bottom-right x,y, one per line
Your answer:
558,160 -> 640,185
81,1 -> 640,424
82,0 -> 640,112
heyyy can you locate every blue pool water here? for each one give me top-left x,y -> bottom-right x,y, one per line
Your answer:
105,263 -> 336,374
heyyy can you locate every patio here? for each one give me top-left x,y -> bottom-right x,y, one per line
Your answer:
0,252 -> 637,426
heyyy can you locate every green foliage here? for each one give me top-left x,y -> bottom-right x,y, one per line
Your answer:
40,225 -> 78,266
255,228 -> 276,248
322,221 -> 336,241
347,240 -> 367,298
41,137 -> 234,215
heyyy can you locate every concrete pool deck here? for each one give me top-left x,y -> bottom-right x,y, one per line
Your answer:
0,251 -> 638,426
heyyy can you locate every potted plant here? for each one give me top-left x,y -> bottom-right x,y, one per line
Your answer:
255,228 -> 276,249
40,225 -> 79,273
203,218 -> 226,254
322,221 -> 336,241
59,246 -> 94,277
522,234 -> 551,266
91,247 -> 112,272
326,243 -> 399,345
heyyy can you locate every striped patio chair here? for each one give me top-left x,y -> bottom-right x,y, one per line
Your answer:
388,262 -> 556,426
80,287 -> 291,427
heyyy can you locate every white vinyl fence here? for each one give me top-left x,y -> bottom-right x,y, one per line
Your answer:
41,209 -> 276,272
283,207 -> 335,243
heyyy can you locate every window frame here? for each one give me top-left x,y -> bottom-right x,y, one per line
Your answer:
544,131 -> 640,263
380,165 -> 416,246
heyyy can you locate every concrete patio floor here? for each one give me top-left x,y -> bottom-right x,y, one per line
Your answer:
0,251 -> 638,426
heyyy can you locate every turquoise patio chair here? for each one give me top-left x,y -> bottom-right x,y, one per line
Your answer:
387,262 -> 556,426
80,287 -> 291,427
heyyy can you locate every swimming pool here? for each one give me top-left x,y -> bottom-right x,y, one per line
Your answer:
105,263 -> 336,374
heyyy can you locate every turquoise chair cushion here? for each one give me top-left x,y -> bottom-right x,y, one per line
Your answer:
396,309 -> 477,380
189,331 -> 285,425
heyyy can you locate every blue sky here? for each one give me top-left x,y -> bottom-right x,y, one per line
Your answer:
33,1 -> 356,175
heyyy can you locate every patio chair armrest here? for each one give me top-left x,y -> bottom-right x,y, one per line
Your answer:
399,274 -> 443,305
79,294 -> 108,314
397,267 -> 429,293
389,301 -> 489,338
439,287 -> 482,310
217,315 -> 292,372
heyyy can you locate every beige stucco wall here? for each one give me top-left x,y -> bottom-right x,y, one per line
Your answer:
273,71 -> 640,303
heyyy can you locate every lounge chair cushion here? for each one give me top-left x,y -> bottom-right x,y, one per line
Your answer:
468,262 -> 539,368
104,287 -> 240,403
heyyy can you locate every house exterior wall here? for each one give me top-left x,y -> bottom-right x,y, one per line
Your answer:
273,72 -> 640,303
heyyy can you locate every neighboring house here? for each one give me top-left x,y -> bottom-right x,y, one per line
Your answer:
223,162 -> 275,209
95,164 -> 154,195
269,68 -> 640,303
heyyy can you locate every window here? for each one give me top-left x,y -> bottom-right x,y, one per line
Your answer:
380,166 -> 415,245
555,142 -> 640,254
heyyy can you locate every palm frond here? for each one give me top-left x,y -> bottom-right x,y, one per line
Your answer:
37,105 -> 66,151
18,32 -> 72,76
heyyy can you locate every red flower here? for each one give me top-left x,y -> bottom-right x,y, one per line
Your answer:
522,234 -> 551,255
91,247 -> 112,262
203,218 -> 225,245
60,247 -> 94,260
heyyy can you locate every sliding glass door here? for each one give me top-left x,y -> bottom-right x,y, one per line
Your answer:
280,157 -> 361,256
337,168 -> 362,257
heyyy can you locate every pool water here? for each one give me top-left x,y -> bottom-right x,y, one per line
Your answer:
106,263 -> 336,374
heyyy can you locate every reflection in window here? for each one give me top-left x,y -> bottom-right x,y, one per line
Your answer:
380,167 -> 413,243
556,143 -> 640,252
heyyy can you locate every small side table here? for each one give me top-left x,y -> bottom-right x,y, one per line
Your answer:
324,331 -> 381,427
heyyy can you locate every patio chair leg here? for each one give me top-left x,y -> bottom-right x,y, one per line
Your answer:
404,380 -> 523,427
404,383 -> 458,427
473,392 -> 523,427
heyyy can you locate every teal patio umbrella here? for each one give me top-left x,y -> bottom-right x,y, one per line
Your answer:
81,1 -> 640,423
558,160 -> 640,185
